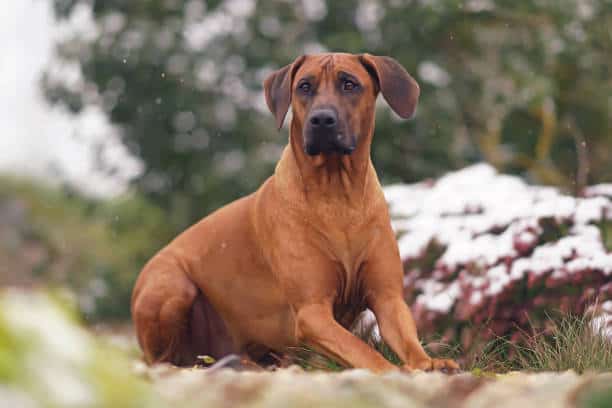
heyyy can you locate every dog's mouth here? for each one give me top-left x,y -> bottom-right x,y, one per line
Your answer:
304,133 -> 356,156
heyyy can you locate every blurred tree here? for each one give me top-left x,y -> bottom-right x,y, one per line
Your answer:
46,0 -> 612,230
0,176 -> 173,320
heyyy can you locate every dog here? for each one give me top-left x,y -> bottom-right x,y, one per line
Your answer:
131,53 -> 459,373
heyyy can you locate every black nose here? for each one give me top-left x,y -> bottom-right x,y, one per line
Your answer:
309,109 -> 337,128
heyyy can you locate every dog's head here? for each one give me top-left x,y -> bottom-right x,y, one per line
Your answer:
264,53 -> 419,156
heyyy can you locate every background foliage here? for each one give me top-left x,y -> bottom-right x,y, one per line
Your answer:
47,0 -> 612,232
384,163 -> 611,363
0,176 -> 172,320
4,0 -> 612,327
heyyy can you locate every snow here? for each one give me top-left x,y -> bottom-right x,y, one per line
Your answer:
511,233 -> 611,283
592,300 -> 612,339
416,281 -> 461,313
485,265 -> 511,296
384,163 -> 612,316
354,309 -> 381,342
574,197 -> 611,224
585,183 -> 612,198
1,1 -> 141,197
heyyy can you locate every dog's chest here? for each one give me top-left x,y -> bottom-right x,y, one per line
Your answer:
316,208 -> 378,268
325,249 -> 368,329
319,218 -> 378,309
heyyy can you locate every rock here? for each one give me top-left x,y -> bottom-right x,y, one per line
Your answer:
145,365 -> 611,408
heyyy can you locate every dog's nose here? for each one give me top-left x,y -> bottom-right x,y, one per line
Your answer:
309,109 -> 337,128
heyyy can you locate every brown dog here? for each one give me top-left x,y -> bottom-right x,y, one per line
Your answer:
131,53 -> 459,373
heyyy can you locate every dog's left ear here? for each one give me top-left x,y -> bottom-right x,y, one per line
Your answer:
264,55 -> 306,129
359,54 -> 420,119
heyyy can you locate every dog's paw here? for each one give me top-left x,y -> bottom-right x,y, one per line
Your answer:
403,358 -> 461,374
430,358 -> 461,374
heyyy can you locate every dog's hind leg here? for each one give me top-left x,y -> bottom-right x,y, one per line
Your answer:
189,289 -> 235,362
132,259 -> 236,366
131,263 -> 200,366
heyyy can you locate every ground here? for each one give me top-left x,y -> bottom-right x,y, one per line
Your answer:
138,364 -> 612,408
100,325 -> 612,408
4,292 -> 610,407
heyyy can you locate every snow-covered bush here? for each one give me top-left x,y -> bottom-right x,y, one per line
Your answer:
384,164 -> 612,350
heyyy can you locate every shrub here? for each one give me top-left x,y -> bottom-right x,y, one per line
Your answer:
0,176 -> 173,321
384,164 -> 612,361
514,309 -> 612,372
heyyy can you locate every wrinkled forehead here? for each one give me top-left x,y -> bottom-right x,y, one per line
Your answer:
294,53 -> 372,84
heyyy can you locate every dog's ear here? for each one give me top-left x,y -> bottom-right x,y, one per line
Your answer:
359,54 -> 420,119
264,55 -> 306,129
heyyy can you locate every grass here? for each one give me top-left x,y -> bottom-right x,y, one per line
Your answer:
285,346 -> 345,371
460,338 -> 513,374
512,311 -> 612,373
287,308 -> 612,374
458,309 -> 612,374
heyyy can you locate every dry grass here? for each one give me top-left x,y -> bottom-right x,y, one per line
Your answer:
512,311 -> 612,373
451,310 -> 612,374
287,308 -> 612,374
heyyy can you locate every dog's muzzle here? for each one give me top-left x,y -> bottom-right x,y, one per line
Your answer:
304,108 -> 356,156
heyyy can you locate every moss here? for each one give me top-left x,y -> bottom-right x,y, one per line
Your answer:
538,217 -> 570,245
596,220 -> 612,252
470,368 -> 497,378
577,383 -> 612,408
0,313 -> 29,383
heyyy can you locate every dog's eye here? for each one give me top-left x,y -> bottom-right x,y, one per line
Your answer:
342,80 -> 357,92
299,82 -> 311,93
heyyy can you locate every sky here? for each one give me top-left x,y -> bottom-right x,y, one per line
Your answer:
0,0 -> 140,197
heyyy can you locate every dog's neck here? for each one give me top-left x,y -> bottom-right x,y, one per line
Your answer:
274,119 -> 378,204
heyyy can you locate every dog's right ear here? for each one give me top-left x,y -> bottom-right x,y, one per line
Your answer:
264,55 -> 306,129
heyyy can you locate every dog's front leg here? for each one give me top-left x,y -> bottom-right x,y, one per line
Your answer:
295,302 -> 397,372
363,233 -> 460,372
367,295 -> 458,371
